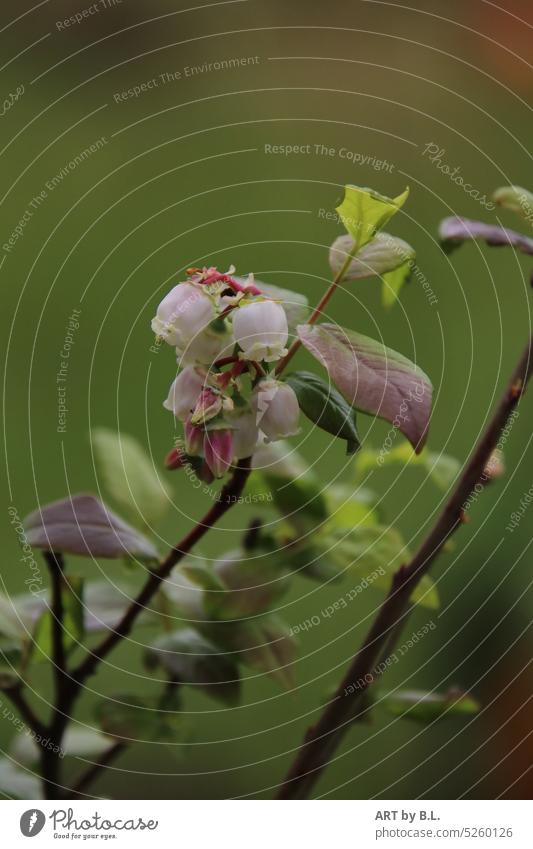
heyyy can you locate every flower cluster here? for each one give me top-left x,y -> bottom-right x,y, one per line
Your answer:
153,267 -> 301,478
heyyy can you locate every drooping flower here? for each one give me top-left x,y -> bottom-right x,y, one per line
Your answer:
184,417 -> 204,455
164,446 -> 186,470
203,428 -> 234,478
152,282 -> 215,347
190,387 -> 223,425
252,378 -> 300,441
163,366 -> 206,421
232,299 -> 288,362
175,324 -> 232,367
230,411 -> 260,459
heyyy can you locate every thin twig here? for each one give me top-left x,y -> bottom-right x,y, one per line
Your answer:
44,552 -> 66,700
70,741 -> 126,797
72,457 -> 252,685
277,335 -> 533,799
274,250 -> 355,375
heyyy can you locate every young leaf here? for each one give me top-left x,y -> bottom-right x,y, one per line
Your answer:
439,217 -> 533,256
23,494 -> 159,561
262,472 -> 328,531
381,257 -> 414,308
355,442 -> 460,492
297,323 -> 432,453
145,629 -> 241,706
383,688 -> 479,723
492,185 -> 533,220
11,727 -> 111,766
92,428 -> 172,526
213,547 -> 290,619
208,616 -> 296,688
329,525 -> 439,610
285,371 -> 360,454
13,580 -> 153,636
336,185 -> 410,253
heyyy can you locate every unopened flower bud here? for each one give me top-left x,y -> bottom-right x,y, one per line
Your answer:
203,428 -> 233,478
484,448 -> 505,480
232,299 -> 288,362
163,366 -> 206,421
184,417 -> 204,455
164,447 -> 186,470
152,282 -> 215,347
190,388 -> 222,425
253,379 -> 300,442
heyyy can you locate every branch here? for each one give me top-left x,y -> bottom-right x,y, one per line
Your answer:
43,552 -> 67,701
277,334 -> 533,799
0,681 -> 47,739
69,740 -> 126,798
72,457 -> 252,686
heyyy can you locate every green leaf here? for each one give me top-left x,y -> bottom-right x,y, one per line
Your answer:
383,688 -> 479,723
261,473 -> 328,532
336,185 -> 410,253
95,694 -> 184,742
325,484 -> 380,531
285,371 -> 360,454
493,185 -> 533,220
297,323 -> 433,453
32,575 -> 84,659
0,759 -> 41,799
329,525 -> 439,610
213,547 -> 291,618
205,616 -> 297,688
382,256 -> 414,307
23,494 -> 159,561
145,629 -> 241,706
355,442 -> 460,492
92,428 -> 172,527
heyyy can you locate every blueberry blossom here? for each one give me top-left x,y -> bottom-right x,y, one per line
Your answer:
204,428 -> 234,478
163,366 -> 206,421
232,299 -> 288,362
184,417 -> 204,456
229,410 -> 260,459
152,282 -> 215,347
253,378 -> 300,441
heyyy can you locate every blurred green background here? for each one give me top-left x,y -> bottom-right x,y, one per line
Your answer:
1,0 -> 532,799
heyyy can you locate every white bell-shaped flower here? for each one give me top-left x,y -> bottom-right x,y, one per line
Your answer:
230,411 -> 260,459
252,379 -> 300,442
152,282 -> 215,346
232,299 -> 288,362
176,325 -> 232,367
163,366 -> 206,421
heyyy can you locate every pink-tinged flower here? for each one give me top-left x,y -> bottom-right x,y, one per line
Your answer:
203,429 -> 233,478
184,417 -> 204,455
163,366 -> 206,421
164,447 -> 186,470
252,378 -> 300,441
176,325 -> 232,367
232,299 -> 288,362
190,388 -> 222,425
230,411 -> 260,459
152,282 -> 215,346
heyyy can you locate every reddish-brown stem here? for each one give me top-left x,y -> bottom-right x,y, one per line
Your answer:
72,457 -> 252,685
274,250 -> 354,375
277,335 -> 533,799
